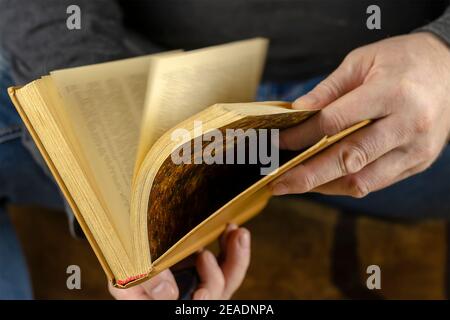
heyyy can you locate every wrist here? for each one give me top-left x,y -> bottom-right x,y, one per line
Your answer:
415,31 -> 450,52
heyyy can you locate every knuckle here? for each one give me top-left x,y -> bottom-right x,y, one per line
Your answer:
317,76 -> 341,100
292,166 -> 317,192
342,50 -> 360,71
347,175 -> 370,198
398,78 -> 416,96
344,48 -> 361,63
412,109 -> 433,134
342,51 -> 354,63
392,78 -> 435,135
319,111 -> 344,136
339,142 -> 368,174
392,78 -> 416,104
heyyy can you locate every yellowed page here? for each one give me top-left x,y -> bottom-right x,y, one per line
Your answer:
49,54 -> 170,253
134,38 -> 268,172
12,83 -> 135,282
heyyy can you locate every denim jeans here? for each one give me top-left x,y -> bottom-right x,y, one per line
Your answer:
1,57 -> 449,299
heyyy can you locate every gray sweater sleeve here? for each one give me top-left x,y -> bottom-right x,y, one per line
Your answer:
416,5 -> 450,46
0,0 -> 161,85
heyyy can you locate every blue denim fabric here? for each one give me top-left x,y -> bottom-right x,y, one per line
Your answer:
257,80 -> 450,220
257,78 -> 325,103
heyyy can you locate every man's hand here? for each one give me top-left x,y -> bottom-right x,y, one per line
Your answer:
271,33 -> 450,198
108,224 -> 250,299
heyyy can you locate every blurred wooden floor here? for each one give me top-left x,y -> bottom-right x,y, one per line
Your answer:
8,197 -> 449,299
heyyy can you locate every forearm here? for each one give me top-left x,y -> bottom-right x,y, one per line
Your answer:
0,0 -> 160,84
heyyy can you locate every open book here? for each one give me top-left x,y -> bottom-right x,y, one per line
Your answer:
8,38 -> 368,288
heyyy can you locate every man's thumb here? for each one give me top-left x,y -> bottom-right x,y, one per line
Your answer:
292,50 -> 368,110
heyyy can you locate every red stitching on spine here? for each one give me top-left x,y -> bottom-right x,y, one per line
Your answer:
116,273 -> 147,286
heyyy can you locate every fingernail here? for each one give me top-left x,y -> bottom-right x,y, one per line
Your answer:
271,182 -> 288,196
151,280 -> 174,299
293,93 -> 318,109
198,290 -> 209,300
239,231 -> 250,249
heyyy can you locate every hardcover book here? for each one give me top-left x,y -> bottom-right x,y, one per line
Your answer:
8,38 -> 367,287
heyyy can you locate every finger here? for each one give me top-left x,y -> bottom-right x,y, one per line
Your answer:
108,282 -> 148,300
193,287 -> 210,300
194,250 -> 225,300
220,228 -> 251,299
219,223 -> 238,261
272,117 -> 406,195
139,269 -> 179,300
312,148 -> 415,197
280,82 -> 388,151
293,48 -> 372,110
